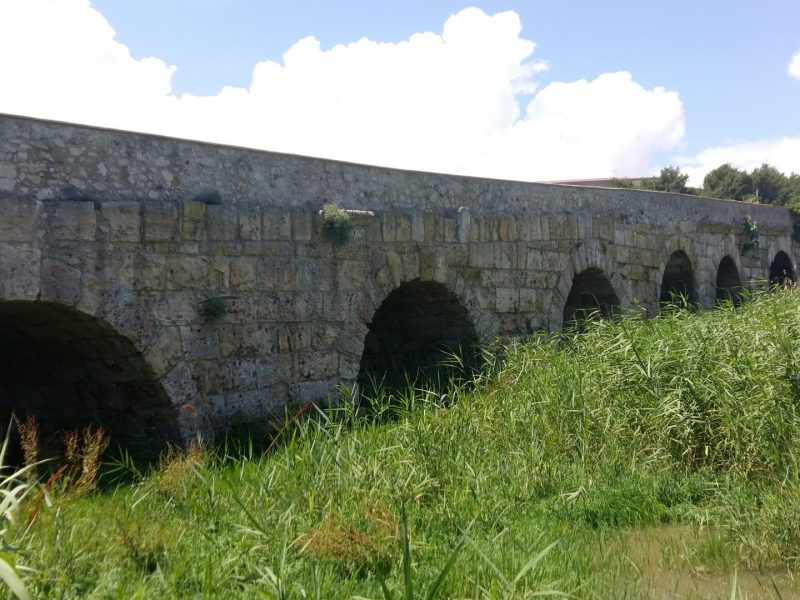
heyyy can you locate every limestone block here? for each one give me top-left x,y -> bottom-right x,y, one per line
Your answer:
469,244 -> 494,268
499,215 -> 518,241
525,247 -> 543,269
445,244 -> 468,268
395,214 -> 412,242
336,259 -> 366,290
311,322 -> 340,350
205,205 -> 237,241
495,287 -> 519,313
291,210 -> 313,241
593,219 -> 613,241
160,361 -> 197,407
385,250 -> 404,287
101,201 -> 141,242
39,257 -> 81,304
49,201 -> 96,241
519,288 -> 538,311
541,251 -> 567,272
167,255 -> 208,289
479,269 -> 514,288
278,323 -> 313,352
179,325 -> 221,360
136,253 -> 167,291
297,351 -> 338,379
457,207 -> 471,243
423,212 -> 445,242
181,200 -> 206,241
479,217 -> 499,242
520,217 -> 542,241
494,243 -> 516,269
144,326 -> 182,378
444,218 -> 457,242
152,291 -> 198,325
231,359 -> 258,390
259,257 -> 300,292
144,203 -> 178,241
0,242 -> 40,299
540,218 -> 550,241
224,389 -> 278,420
288,380 -> 333,404
263,208 -> 291,240
411,213 -> 425,242
338,353 -> 360,380
419,247 -> 447,282
381,212 -> 396,242
255,356 -> 293,387
0,162 -> 16,191
205,256 -> 230,288
237,204 -> 261,240
401,252 -> 420,281
0,198 -> 42,242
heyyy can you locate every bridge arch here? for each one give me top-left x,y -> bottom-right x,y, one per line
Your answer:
344,255 -> 496,391
562,268 -> 620,328
659,249 -> 698,308
356,279 -> 480,389
549,240 -> 624,330
769,250 -> 795,286
0,300 -> 181,457
715,255 -> 744,305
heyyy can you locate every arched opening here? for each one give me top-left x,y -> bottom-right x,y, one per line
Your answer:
358,280 -> 479,390
0,301 -> 179,460
769,251 -> 795,286
715,256 -> 744,305
562,268 -> 620,329
660,251 -> 698,308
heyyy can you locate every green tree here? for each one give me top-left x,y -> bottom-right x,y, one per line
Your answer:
607,177 -> 635,189
702,164 -> 753,200
751,163 -> 790,205
641,166 -> 690,193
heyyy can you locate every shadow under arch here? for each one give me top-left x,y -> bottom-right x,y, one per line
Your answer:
357,279 -> 479,391
715,255 -> 744,305
769,251 -> 795,286
562,267 -> 620,329
660,250 -> 698,308
0,301 -> 180,460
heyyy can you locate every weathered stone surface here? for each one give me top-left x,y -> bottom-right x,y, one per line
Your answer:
49,201 -> 96,241
102,201 -> 141,242
1,114 -> 798,446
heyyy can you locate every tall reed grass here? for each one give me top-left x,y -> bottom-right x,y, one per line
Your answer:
10,289 -> 800,597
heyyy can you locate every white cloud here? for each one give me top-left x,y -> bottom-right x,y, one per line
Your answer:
789,49 -> 800,80
0,1 -> 688,181
677,137 -> 800,186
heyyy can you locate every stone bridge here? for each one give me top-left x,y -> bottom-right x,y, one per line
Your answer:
1,114 -> 797,452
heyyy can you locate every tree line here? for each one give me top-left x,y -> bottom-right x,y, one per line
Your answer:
609,164 -> 800,208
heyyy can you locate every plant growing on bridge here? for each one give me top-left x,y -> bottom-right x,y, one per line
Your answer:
320,204 -> 354,247
742,215 -> 759,253
193,189 -> 223,205
200,296 -> 229,321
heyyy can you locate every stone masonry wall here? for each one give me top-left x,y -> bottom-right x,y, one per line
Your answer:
0,114 -> 797,442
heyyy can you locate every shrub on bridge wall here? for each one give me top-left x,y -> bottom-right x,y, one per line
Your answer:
320,204 -> 354,247
193,189 -> 223,205
742,215 -> 759,253
200,296 -> 229,321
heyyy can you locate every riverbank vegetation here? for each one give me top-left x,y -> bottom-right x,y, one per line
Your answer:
4,289 -> 800,598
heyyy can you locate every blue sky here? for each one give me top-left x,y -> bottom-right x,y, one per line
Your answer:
2,0 -> 799,183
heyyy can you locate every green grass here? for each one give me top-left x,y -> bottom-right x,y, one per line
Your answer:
8,290 -> 800,598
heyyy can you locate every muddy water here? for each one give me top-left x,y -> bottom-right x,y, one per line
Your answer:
618,525 -> 798,598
